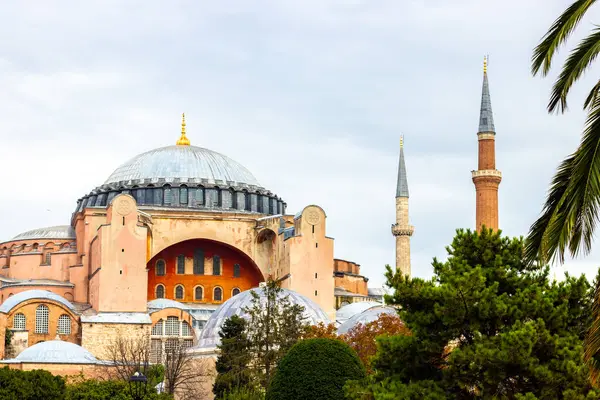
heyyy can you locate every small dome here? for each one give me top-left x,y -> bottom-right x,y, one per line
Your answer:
148,298 -> 187,311
336,301 -> 382,323
10,225 -> 75,241
337,306 -> 398,335
195,288 -> 329,350
105,145 -> 260,187
0,290 -> 76,313
15,340 -> 97,364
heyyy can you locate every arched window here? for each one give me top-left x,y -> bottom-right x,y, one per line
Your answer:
257,196 -> 264,213
13,313 -> 25,330
230,189 -> 237,209
58,314 -> 71,335
233,263 -> 241,278
195,188 -> 204,206
176,255 -> 185,274
214,287 -> 223,302
181,321 -> 192,337
193,249 -> 204,275
232,288 -> 241,297
194,286 -> 203,301
152,320 -> 164,336
213,255 -> 221,276
35,304 -> 49,334
154,187 -> 163,205
180,186 -> 188,205
44,252 -> 52,265
145,186 -> 154,204
217,189 -> 223,207
175,285 -> 184,300
32,243 -> 39,251
156,260 -> 166,276
166,316 -> 180,336
244,191 -> 251,211
156,284 -> 165,299
164,185 -> 172,205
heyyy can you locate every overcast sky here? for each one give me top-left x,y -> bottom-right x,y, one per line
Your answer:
1,0 -> 599,287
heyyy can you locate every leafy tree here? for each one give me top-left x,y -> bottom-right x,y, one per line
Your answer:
0,367 -> 66,400
342,312 -> 409,372
214,315 -> 253,398
266,338 -> 365,400
525,0 -> 600,383
65,377 -> 173,400
243,279 -> 308,389
221,387 -> 265,400
302,322 -> 339,340
348,229 -> 600,399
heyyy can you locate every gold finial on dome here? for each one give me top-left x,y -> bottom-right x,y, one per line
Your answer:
176,113 -> 190,146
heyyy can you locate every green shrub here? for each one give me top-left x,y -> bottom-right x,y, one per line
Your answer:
222,387 -> 265,400
65,378 -> 173,400
266,338 -> 365,400
0,367 -> 66,400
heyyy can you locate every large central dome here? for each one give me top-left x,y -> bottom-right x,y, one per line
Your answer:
105,145 -> 260,187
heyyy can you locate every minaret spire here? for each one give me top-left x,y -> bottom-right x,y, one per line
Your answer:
392,136 -> 414,277
472,57 -> 502,232
177,113 -> 191,146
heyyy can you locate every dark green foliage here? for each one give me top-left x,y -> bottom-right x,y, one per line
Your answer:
0,367 -> 66,400
348,229 -> 600,399
221,387 -> 265,400
65,378 -> 172,400
214,315 -> 253,398
266,338 -> 365,400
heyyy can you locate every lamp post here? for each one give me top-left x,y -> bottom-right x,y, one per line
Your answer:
129,371 -> 148,400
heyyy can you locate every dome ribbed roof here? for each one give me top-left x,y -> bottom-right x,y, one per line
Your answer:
336,301 -> 382,323
194,288 -> 329,350
104,145 -> 260,186
15,340 -> 97,364
337,306 -> 398,335
11,225 -> 75,241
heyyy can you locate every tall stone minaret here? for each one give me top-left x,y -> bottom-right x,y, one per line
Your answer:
472,57 -> 502,232
392,137 -> 414,277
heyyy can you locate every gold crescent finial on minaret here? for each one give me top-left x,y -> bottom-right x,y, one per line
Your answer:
177,112 -> 190,146
483,56 -> 487,74
400,135 -> 404,148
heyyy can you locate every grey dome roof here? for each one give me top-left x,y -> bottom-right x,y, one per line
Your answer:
15,340 -> 97,364
105,145 -> 260,186
0,290 -> 76,313
11,225 -> 75,241
336,301 -> 382,323
194,287 -> 329,350
337,306 -> 398,335
148,298 -> 187,311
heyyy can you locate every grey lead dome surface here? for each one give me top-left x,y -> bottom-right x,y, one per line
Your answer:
104,145 -> 260,186
14,340 -> 98,364
11,225 -> 75,241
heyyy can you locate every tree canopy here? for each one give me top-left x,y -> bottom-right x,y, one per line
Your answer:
347,229 -> 600,399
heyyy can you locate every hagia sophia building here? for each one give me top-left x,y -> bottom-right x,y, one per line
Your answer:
0,60 -> 500,376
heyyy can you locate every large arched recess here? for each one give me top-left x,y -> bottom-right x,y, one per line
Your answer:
147,238 -> 264,304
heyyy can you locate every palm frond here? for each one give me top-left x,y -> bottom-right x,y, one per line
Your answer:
532,0 -> 596,77
524,154 -> 576,265
548,27 -> 600,113
525,96 -> 600,264
584,80 -> 600,110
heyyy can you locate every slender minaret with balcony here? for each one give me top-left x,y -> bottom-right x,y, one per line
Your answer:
472,57 -> 502,232
392,137 -> 414,277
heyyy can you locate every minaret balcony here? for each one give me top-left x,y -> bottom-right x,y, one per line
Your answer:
392,224 -> 414,237
471,169 -> 502,179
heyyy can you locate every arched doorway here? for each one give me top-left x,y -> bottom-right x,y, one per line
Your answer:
147,239 -> 264,304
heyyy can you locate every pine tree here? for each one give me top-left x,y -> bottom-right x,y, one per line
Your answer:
243,279 -> 308,390
213,315 -> 253,399
347,229 -> 600,399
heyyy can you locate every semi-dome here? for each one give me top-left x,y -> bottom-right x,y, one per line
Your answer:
194,287 -> 329,350
336,301 -> 382,324
147,298 -> 188,311
337,305 -> 399,335
14,340 -> 97,364
10,225 -> 75,242
0,290 -> 76,313
105,145 -> 260,187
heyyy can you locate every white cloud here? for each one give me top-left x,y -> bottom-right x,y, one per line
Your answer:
2,0 -> 600,288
